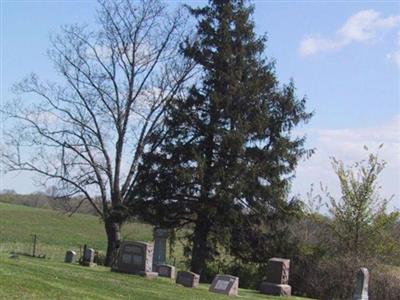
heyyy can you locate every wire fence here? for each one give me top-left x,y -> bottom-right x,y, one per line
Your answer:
1,234 -> 89,262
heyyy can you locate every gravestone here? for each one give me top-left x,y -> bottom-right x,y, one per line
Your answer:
64,250 -> 76,263
114,241 -> 158,279
176,271 -> 200,288
153,228 -> 170,270
84,248 -> 95,262
266,258 -> 290,284
209,274 -> 239,296
82,247 -> 96,267
157,264 -> 176,279
259,257 -> 291,296
354,268 -> 369,300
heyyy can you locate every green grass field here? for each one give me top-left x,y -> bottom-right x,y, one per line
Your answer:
0,202 -> 313,299
0,254 -> 309,300
0,202 -> 153,261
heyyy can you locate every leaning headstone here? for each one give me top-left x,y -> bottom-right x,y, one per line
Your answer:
176,271 -> 200,288
65,250 -> 76,263
153,228 -> 170,270
259,258 -> 292,296
209,274 -> 239,296
354,268 -> 369,300
157,264 -> 176,279
113,241 -> 158,279
82,247 -> 96,267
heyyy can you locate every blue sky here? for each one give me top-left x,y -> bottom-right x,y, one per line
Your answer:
1,0 -> 399,210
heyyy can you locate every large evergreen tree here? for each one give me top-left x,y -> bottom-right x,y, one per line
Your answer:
130,0 -> 312,277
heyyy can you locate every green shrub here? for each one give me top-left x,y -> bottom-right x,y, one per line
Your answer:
291,253 -> 400,300
94,251 -> 107,266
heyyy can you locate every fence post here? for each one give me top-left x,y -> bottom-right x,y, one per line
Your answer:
32,234 -> 37,257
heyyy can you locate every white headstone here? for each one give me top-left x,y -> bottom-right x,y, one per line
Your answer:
354,268 -> 369,300
64,250 -> 76,263
84,248 -> 95,263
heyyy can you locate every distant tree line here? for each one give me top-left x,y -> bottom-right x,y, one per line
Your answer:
0,188 -> 100,215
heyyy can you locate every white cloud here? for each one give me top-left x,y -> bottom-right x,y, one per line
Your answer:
292,115 -> 400,212
299,10 -> 400,57
339,10 -> 399,42
387,50 -> 400,67
387,32 -> 400,67
299,36 -> 345,57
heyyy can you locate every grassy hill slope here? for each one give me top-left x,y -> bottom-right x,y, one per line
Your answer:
0,254 -> 310,300
0,203 -> 314,299
0,202 -> 153,260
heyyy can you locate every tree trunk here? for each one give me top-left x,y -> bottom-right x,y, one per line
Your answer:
104,219 -> 121,267
190,218 -> 211,280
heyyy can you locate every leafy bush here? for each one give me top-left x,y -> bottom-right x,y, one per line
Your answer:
222,261 -> 265,289
94,251 -> 107,266
291,254 -> 400,300
291,148 -> 400,299
369,266 -> 400,300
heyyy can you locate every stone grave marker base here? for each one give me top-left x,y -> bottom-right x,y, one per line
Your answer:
137,271 -> 159,279
81,261 -> 97,267
260,282 -> 291,296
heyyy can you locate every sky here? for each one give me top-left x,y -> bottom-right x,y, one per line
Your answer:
1,0 -> 399,211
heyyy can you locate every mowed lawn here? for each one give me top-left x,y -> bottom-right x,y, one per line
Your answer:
0,254 -> 309,300
0,202 -> 153,260
0,203 -> 314,299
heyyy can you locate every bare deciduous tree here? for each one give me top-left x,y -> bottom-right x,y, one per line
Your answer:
2,0 -> 194,265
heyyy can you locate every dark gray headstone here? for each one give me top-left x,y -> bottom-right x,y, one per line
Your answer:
260,257 -> 292,296
176,271 -> 200,288
65,250 -> 76,263
209,274 -> 239,296
114,241 -> 157,278
266,258 -> 290,285
153,229 -> 169,268
83,248 -> 95,263
157,264 -> 176,279
354,268 -> 369,300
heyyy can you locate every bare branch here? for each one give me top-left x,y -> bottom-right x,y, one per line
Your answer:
2,0 -> 194,225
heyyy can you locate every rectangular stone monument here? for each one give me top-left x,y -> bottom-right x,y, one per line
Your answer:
354,268 -> 369,300
157,264 -> 176,279
82,247 -> 96,267
266,258 -> 290,284
176,271 -> 200,288
260,257 -> 291,296
84,247 -> 94,262
114,241 -> 158,279
153,228 -> 170,270
64,250 -> 76,263
209,274 -> 239,296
